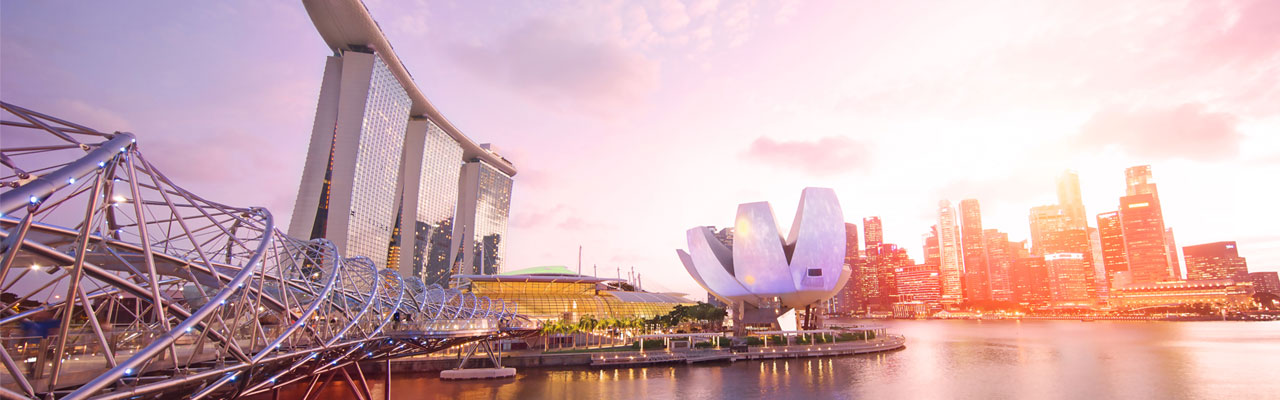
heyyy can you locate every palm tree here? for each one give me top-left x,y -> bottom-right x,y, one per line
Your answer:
577,315 -> 598,348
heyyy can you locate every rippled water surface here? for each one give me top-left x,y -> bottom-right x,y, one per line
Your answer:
291,320 -> 1280,400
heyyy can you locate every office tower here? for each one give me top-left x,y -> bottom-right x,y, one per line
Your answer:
292,17 -> 517,280
1088,226 -> 1108,300
833,223 -> 861,314
1096,211 -> 1128,289
984,229 -> 1013,302
1028,205 -> 1068,256
451,158 -> 514,275
1125,165 -> 1157,197
1165,228 -> 1182,280
937,200 -> 965,305
959,199 -> 990,302
895,264 -> 942,304
1056,170 -> 1087,228
1010,257 -> 1050,305
1119,193 -> 1169,284
1040,228 -> 1098,303
1249,272 -> 1280,296
863,217 -> 883,249
1044,253 -> 1092,305
923,225 -> 940,266
1183,241 -> 1249,282
862,243 -> 910,310
290,50 -> 412,267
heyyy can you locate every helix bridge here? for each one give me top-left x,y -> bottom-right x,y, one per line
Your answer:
0,102 -> 537,399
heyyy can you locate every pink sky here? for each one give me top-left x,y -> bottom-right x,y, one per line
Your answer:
3,0 -> 1278,296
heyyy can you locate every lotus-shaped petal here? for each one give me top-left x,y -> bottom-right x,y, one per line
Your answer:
678,187 -> 850,310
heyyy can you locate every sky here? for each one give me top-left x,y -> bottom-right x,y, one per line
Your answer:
3,0 -> 1278,297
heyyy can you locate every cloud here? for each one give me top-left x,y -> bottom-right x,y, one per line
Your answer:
1074,103 -> 1243,162
448,18 -> 660,115
742,136 -> 871,176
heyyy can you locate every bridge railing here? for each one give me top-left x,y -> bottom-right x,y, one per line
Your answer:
0,102 -> 525,400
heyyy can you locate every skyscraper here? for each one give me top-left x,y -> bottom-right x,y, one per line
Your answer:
1183,241 -> 1249,282
1165,228 -> 1182,280
1010,256 -> 1050,305
983,229 -> 1014,302
833,223 -> 861,314
1096,211 -> 1128,288
937,200 -> 965,305
895,264 -> 941,304
1249,272 -> 1280,296
959,199 -> 990,302
1117,165 -> 1171,285
1056,170 -> 1087,228
1044,253 -> 1092,305
451,157 -> 514,275
863,217 -> 883,250
290,9 -> 517,280
1119,193 -> 1169,284
1028,205 -> 1068,256
1125,165 -> 1158,198
290,50 -> 411,267
923,225 -> 940,266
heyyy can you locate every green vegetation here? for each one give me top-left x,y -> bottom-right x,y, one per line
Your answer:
835,331 -> 875,342
630,339 -> 666,350
646,302 -> 728,331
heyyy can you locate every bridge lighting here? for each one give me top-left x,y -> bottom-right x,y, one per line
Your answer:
98,161 -> 106,168
124,368 -> 133,375
30,264 -> 40,271
29,195 -> 40,205
112,195 -> 126,203
68,177 -> 76,184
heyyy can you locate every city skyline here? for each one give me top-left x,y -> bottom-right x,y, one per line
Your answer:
3,1 -> 1279,298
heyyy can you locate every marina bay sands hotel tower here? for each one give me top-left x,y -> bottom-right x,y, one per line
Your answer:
289,0 -> 516,286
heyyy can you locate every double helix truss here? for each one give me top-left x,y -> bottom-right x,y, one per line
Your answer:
0,102 -> 536,399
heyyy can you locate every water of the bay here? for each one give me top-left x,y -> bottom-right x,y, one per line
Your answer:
297,319 -> 1280,399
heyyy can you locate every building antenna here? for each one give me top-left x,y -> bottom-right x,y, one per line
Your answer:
577,245 -> 582,275
593,264 -> 597,278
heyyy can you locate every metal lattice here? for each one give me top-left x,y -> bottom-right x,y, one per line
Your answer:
0,102 -> 536,399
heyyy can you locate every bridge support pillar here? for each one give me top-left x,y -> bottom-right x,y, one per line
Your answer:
439,338 -> 516,380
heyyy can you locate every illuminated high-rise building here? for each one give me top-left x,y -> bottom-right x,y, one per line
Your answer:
1183,241 -> 1249,282
1010,256 -> 1050,305
1165,228 -> 1182,280
1045,253 -> 1092,306
1249,272 -> 1280,296
1119,193 -> 1169,284
983,229 -> 1014,302
863,217 -> 883,249
923,225 -> 940,266
451,157 -> 514,275
1125,165 -> 1158,197
895,264 -> 941,304
959,199 -> 990,302
832,223 -> 861,314
1096,211 -> 1128,289
936,200 -> 964,305
290,6 -> 517,283
1056,170 -> 1087,229
1028,205 -> 1068,256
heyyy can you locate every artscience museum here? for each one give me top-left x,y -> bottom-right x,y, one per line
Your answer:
678,187 -> 850,331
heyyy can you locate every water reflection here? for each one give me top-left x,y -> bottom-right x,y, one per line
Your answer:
267,320 -> 1280,400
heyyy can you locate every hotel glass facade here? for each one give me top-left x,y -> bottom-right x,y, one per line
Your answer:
344,54 -> 412,263
412,120 -> 464,286
451,160 -> 514,276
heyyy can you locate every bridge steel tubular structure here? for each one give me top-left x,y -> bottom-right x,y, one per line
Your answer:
0,102 -> 536,400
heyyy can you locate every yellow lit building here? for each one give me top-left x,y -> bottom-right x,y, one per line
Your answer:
1110,279 -> 1254,309
455,266 -> 695,322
